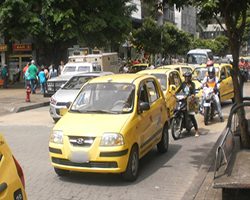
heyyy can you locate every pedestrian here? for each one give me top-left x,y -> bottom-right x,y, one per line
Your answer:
1,64 -> 9,88
38,67 -> 47,94
49,64 -> 58,79
28,60 -> 38,94
23,62 -> 30,88
14,65 -> 21,83
58,61 -> 64,75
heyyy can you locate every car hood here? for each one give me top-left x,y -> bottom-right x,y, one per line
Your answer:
55,112 -> 131,137
52,89 -> 79,103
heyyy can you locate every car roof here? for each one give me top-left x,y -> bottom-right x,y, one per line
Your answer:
71,71 -> 114,77
159,64 -> 194,70
88,74 -> 155,84
137,68 -> 175,75
64,62 -> 93,66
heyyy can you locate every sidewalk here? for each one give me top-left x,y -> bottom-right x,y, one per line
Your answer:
0,82 -> 50,116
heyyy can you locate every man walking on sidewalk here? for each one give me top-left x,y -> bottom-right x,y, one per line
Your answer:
28,60 -> 38,94
1,64 -> 9,88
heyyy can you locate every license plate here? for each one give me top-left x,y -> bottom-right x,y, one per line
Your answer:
69,151 -> 89,163
204,102 -> 211,107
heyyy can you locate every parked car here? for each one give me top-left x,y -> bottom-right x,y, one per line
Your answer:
0,134 -> 27,200
45,62 -> 102,97
49,74 -> 170,181
49,71 -> 113,122
137,68 -> 182,117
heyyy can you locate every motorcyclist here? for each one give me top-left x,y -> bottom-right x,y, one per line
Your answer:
176,71 -> 199,136
201,62 -> 224,122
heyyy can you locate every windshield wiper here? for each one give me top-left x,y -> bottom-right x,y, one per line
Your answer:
78,109 -> 118,114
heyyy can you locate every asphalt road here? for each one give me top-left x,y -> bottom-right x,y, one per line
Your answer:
0,82 -> 249,200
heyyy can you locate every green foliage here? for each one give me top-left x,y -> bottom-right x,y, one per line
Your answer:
0,0 -> 134,64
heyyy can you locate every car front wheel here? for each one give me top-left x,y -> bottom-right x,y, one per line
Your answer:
122,145 -> 139,182
54,167 -> 70,176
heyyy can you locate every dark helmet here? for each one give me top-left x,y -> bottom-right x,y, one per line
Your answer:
208,66 -> 215,79
183,71 -> 192,78
183,71 -> 192,82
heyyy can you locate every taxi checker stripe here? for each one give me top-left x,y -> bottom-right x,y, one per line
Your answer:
140,128 -> 163,149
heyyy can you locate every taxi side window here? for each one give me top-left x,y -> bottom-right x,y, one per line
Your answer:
173,72 -> 181,86
139,84 -> 149,103
168,73 -> 175,85
220,67 -> 227,79
226,66 -> 231,77
146,80 -> 159,104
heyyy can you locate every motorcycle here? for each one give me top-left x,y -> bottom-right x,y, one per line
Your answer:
202,86 -> 218,125
171,93 -> 194,140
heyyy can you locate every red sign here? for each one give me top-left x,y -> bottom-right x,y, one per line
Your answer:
0,44 -> 7,52
13,44 -> 32,51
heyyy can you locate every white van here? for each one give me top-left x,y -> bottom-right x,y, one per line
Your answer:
61,62 -> 101,76
187,49 -> 213,65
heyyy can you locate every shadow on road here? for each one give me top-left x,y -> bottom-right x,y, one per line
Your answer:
57,143 -> 182,186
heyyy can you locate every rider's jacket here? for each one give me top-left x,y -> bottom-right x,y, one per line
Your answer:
201,76 -> 220,90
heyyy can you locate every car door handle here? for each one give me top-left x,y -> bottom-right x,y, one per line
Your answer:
0,182 -> 7,193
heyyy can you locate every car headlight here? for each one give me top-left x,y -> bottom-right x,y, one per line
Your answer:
50,130 -> 63,144
50,96 -> 57,105
100,133 -> 124,146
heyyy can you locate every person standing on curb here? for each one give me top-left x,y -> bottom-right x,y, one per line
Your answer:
38,67 -> 47,94
28,60 -> 38,94
1,64 -> 9,88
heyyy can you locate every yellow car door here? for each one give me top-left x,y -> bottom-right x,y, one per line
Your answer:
0,134 -> 27,200
219,66 -> 228,102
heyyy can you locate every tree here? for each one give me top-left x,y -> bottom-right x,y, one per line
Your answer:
0,0 -> 135,65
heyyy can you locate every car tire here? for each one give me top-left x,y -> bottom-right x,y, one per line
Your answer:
122,145 -> 139,182
231,97 -> 235,104
157,123 -> 169,153
54,167 -> 70,176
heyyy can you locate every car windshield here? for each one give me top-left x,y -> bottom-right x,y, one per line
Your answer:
193,67 -> 219,81
70,82 -> 135,114
187,54 -> 207,64
78,66 -> 91,72
151,74 -> 167,90
63,76 -> 95,90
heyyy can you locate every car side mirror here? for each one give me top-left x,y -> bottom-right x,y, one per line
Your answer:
169,84 -> 176,92
220,74 -> 226,80
59,102 -> 72,116
139,102 -> 150,112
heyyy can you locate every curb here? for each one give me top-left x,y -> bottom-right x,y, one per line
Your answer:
16,102 -> 50,113
181,131 -> 224,200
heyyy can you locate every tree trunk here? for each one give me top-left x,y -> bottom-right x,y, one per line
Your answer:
230,36 -> 250,148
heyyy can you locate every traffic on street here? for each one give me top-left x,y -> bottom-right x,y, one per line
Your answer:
1,81 -> 249,199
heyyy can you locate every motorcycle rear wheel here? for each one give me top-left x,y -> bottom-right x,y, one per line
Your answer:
171,117 -> 183,140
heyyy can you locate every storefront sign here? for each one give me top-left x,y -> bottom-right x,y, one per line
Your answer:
13,44 -> 32,51
0,44 -> 7,52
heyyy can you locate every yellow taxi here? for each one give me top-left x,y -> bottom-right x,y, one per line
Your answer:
158,64 -> 194,80
49,74 -> 170,181
0,134 -> 27,200
192,63 -> 235,102
137,68 -> 182,117
129,63 -> 149,73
